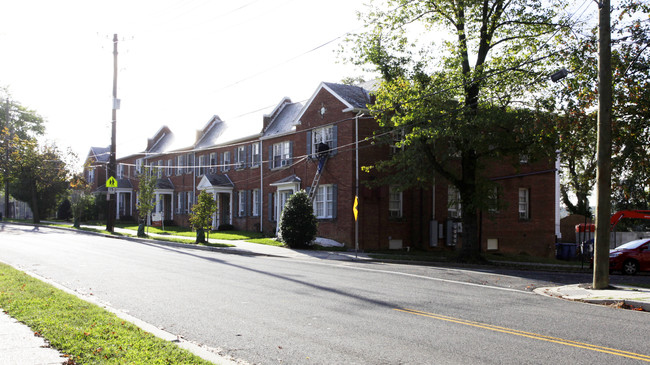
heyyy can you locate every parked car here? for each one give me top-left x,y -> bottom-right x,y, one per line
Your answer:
609,238 -> 650,275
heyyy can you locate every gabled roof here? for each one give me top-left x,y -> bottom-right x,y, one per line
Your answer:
155,178 -> 175,190
197,174 -> 235,190
194,115 -> 227,150
261,98 -> 303,139
294,82 -> 373,124
270,174 -> 301,186
87,146 -> 110,164
322,82 -> 372,110
146,126 -> 174,154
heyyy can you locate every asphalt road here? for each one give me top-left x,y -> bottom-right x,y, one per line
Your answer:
1,224 -> 649,364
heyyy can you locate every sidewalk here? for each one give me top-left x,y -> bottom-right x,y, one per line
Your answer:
535,284 -> 650,311
0,310 -> 66,364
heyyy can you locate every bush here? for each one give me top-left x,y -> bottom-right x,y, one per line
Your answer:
218,224 -> 234,231
279,190 -> 317,249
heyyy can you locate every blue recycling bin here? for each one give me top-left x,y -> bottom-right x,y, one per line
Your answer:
556,243 -> 577,260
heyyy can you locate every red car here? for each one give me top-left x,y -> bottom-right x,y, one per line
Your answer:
610,238 -> 650,275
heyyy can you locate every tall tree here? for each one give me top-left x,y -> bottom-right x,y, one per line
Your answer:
9,140 -> 71,223
344,0 -> 568,260
0,88 -> 45,218
555,0 -> 650,214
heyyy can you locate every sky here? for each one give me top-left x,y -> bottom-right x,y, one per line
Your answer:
0,0 -> 372,170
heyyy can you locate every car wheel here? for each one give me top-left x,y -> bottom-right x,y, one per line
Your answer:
622,259 -> 639,275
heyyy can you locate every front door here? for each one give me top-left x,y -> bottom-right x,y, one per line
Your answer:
220,193 -> 230,228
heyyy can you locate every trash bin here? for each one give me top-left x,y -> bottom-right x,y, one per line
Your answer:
556,243 -> 577,260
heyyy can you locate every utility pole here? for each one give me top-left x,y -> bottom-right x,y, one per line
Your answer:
593,0 -> 612,289
106,34 -> 118,233
3,98 -> 9,219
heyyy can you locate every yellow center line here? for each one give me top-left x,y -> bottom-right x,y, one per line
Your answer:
395,308 -> 650,362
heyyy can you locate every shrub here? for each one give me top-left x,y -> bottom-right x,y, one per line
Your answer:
218,224 -> 234,231
279,190 -> 317,249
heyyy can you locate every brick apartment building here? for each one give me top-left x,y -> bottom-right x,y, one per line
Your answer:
84,81 -> 561,257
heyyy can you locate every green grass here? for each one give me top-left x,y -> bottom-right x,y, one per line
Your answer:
0,263 -> 212,364
115,224 -> 264,241
246,238 -> 285,247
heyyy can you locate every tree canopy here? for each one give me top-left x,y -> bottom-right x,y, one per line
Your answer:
343,0 -> 569,260
555,0 -> 650,215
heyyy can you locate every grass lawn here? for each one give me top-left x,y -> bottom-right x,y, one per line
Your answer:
0,263 -> 212,364
115,224 -> 264,241
246,238 -> 285,247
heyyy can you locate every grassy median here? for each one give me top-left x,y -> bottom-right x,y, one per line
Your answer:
0,263 -> 213,364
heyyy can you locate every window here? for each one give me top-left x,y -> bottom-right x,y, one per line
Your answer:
176,192 -> 183,214
519,188 -> 530,220
235,146 -> 246,169
251,143 -> 261,167
520,154 -> 529,164
389,186 -> 403,218
88,168 -> 94,183
157,160 -> 163,178
311,126 -> 335,156
176,155 -> 184,175
488,186 -> 499,213
135,159 -> 143,174
209,153 -> 217,173
197,155 -> 206,176
448,186 -> 462,218
117,164 -> 124,179
279,190 -> 292,215
390,129 -> 405,155
272,141 -> 292,168
252,189 -> 260,216
185,154 -> 194,174
185,191 -> 194,214
167,159 -> 172,176
221,151 -> 231,172
314,185 -> 334,219
238,191 -> 246,217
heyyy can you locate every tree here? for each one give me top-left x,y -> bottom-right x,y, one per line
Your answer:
57,199 -> 72,221
69,172 -> 95,227
189,190 -> 217,244
279,190 -> 317,249
136,165 -> 157,237
555,0 -> 650,214
343,0 -> 568,260
0,88 -> 45,218
9,140 -> 72,223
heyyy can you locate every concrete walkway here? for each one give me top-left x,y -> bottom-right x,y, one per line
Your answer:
0,310 -> 66,365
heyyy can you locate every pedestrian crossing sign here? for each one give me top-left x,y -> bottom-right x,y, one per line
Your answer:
106,176 -> 118,188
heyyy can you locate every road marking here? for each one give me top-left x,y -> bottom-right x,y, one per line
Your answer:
395,308 -> 650,362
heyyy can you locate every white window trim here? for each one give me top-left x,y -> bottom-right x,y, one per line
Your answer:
251,143 -> 261,168
311,125 -> 334,156
314,185 -> 334,219
389,186 -> 403,218
252,189 -> 260,216
273,141 -> 291,169
519,188 -> 530,220
448,186 -> 462,219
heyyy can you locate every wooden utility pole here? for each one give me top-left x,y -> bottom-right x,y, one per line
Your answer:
593,0 -> 612,289
3,98 -> 9,219
106,34 -> 118,233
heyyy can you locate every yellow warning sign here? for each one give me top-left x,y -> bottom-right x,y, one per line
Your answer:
106,176 -> 118,188
353,196 -> 359,221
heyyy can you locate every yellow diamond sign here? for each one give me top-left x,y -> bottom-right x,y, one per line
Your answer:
353,196 -> 359,221
106,176 -> 118,188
